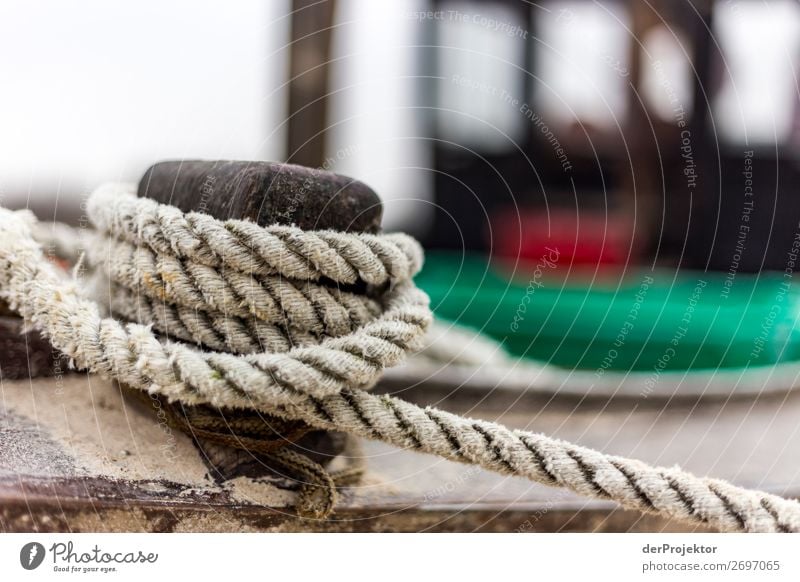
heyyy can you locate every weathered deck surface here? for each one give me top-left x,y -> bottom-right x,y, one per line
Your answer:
1,371 -> 798,532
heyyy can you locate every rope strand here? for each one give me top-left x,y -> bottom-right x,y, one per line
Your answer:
0,185 -> 798,532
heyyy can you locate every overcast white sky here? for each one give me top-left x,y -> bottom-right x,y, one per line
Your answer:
0,0 -> 294,207
0,0 -> 433,230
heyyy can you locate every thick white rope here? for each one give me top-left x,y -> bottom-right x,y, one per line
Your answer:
1,184 -> 799,532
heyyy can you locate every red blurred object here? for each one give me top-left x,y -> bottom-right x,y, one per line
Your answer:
491,208 -> 633,271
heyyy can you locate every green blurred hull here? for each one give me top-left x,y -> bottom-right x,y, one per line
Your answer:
416,252 -> 800,371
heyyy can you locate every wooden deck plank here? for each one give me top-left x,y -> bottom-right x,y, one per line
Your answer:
1,372 -> 797,532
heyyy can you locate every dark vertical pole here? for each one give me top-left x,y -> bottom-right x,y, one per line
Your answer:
686,0 -> 718,269
288,0 -> 337,168
623,0 -> 659,261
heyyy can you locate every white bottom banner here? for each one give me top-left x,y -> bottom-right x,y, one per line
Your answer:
0,533 -> 798,581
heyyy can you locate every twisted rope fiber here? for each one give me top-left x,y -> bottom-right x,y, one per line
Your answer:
1,187 -> 799,532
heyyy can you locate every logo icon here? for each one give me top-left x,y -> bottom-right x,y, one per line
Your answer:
20,542 -> 46,570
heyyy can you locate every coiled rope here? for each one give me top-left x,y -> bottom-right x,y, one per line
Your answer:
1,183 -> 799,532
